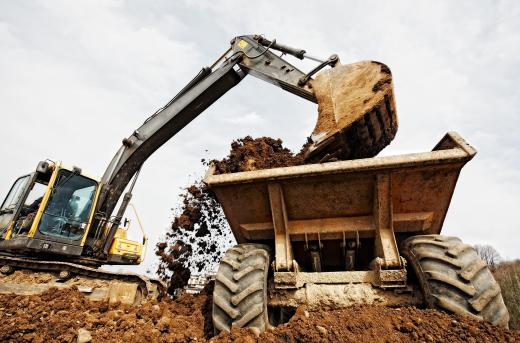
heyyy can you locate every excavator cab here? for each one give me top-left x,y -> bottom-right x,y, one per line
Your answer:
0,161 -> 99,256
0,161 -> 144,265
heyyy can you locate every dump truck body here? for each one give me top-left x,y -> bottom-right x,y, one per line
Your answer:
207,132 -> 508,332
205,132 -> 475,272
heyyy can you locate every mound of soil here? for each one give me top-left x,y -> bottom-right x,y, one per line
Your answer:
218,305 -> 519,342
0,287 -> 517,342
211,136 -> 307,174
0,286 -> 213,343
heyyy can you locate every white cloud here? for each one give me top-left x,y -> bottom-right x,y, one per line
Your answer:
219,111 -> 263,125
0,1 -> 519,275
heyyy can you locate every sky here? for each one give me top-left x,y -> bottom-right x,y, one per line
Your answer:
0,1 -> 519,275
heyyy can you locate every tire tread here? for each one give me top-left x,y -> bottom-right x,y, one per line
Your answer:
213,244 -> 271,334
402,235 -> 509,328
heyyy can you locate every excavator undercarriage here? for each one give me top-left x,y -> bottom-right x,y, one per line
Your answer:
0,255 -> 163,305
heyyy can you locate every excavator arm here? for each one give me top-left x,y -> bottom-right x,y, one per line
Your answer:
93,35 -> 334,255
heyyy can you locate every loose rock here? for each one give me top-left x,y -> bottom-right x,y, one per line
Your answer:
77,328 -> 92,343
316,325 -> 328,335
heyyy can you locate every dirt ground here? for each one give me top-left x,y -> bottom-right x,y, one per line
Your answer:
0,286 -> 518,343
3,136 -> 518,342
1,270 -> 111,289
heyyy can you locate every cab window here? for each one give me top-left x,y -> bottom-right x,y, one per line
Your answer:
11,181 -> 48,237
38,170 -> 97,241
0,175 -> 30,236
0,175 -> 30,213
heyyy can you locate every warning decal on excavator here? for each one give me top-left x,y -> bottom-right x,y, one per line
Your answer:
237,39 -> 248,49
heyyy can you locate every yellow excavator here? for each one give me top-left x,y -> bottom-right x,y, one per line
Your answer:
0,35 -> 397,304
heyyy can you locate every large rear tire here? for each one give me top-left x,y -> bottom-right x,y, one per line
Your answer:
401,235 -> 509,328
212,244 -> 271,335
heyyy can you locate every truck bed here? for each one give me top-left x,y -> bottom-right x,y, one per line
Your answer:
204,132 -> 475,247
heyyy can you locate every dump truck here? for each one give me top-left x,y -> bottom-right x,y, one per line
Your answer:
205,132 -> 510,333
0,35 -> 395,304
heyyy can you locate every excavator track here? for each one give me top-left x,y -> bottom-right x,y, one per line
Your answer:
0,255 -> 166,305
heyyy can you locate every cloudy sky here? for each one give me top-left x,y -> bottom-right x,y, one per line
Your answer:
1,1 -> 519,274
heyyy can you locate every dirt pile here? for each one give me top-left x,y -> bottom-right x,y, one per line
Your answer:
156,137 -> 305,293
0,286 -> 213,343
211,136 -> 307,174
0,287 -> 518,342
218,305 -> 519,342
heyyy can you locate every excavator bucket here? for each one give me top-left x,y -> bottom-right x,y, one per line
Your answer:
305,61 -> 398,162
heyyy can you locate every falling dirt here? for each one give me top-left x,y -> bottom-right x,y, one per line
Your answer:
0,287 -> 518,343
156,182 -> 233,293
156,137 -> 307,294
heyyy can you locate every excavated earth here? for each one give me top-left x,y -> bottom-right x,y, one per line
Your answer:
210,136 -> 307,174
0,286 -> 518,342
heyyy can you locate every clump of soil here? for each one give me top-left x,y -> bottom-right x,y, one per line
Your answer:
211,136 -> 308,174
156,137 -> 307,294
1,288 -> 518,342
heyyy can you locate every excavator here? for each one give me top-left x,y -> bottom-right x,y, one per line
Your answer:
0,35 -> 397,304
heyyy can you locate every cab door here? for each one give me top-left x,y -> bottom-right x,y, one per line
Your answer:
0,175 -> 31,238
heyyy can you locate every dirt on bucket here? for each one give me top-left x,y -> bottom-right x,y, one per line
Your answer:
305,61 -> 398,162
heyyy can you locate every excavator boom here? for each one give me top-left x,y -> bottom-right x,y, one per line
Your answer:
94,35 -> 320,255
94,35 -> 398,256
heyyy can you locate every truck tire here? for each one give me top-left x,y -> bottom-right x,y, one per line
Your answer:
212,244 -> 271,335
401,235 -> 509,328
